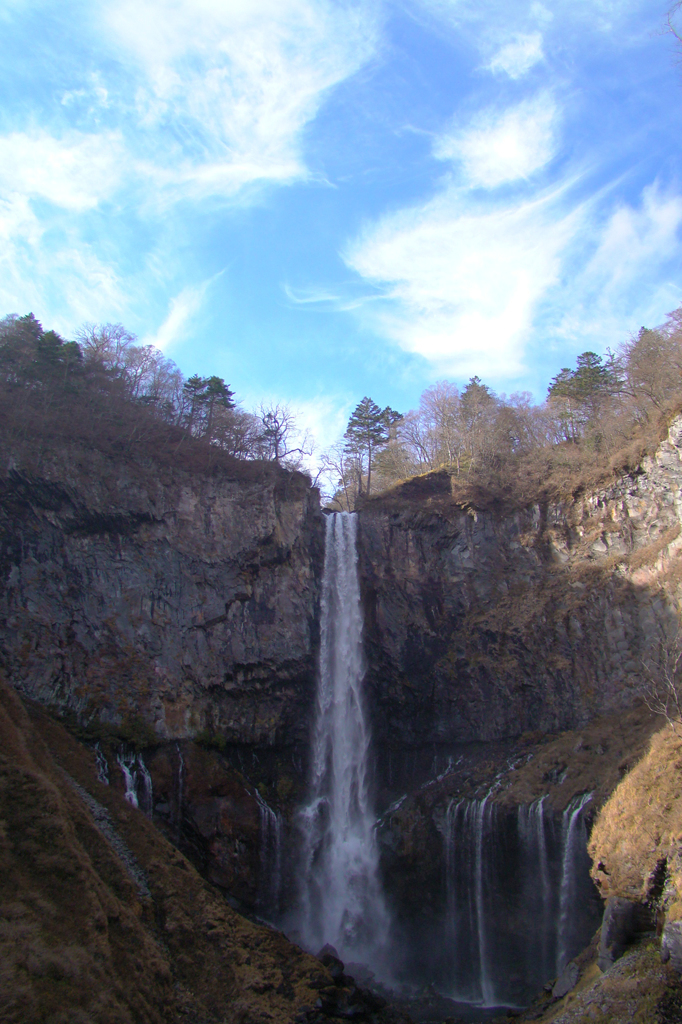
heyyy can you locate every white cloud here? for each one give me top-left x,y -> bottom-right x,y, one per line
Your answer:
344,183 -> 582,377
343,170 -> 682,383
144,279 -> 218,352
0,213 -> 126,331
556,183 -> 682,343
584,183 -> 682,289
486,33 -> 544,78
434,94 -> 558,188
289,394 -> 352,457
0,1 -> 378,348
102,0 -> 379,200
0,130 -> 125,211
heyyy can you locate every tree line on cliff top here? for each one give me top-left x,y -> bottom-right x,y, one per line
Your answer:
1,308 -> 682,504
329,306 -> 682,508
0,314 -> 312,472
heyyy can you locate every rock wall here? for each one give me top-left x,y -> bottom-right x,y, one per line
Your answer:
0,444 -> 324,748
357,417 -> 682,785
5,421 -> 682,945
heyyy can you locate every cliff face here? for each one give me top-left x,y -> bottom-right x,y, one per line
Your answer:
0,444 -> 324,749
4,421 -> 682,960
0,675 -> 412,1024
357,418 -> 682,775
5,422 -> 682,768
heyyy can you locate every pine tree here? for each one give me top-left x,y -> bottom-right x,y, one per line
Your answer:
344,397 -> 400,497
182,375 -> 235,438
548,352 -> 619,423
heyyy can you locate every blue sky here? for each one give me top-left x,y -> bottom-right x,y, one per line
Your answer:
1,0 -> 682,451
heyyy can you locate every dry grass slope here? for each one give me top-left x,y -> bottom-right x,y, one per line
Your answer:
0,674 -> 337,1024
589,725 -> 682,913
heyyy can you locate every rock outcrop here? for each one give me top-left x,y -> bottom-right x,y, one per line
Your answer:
0,443 -> 324,748
357,417 -> 682,787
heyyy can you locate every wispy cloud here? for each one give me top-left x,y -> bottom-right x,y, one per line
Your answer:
344,178 -> 583,377
344,170 -> 682,381
0,130 -> 125,210
486,33 -> 544,79
434,93 -> 558,188
0,0 -> 379,344
144,276 -> 222,352
554,183 -> 682,345
102,0 -> 379,202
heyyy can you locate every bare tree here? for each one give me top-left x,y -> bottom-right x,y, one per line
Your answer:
77,322 -> 136,368
258,403 -> 313,468
643,632 -> 682,734
211,407 -> 263,458
668,1 -> 682,47
318,443 -> 362,510
76,322 -> 184,412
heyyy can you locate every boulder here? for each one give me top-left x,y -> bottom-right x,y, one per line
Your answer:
598,897 -> 637,970
552,960 -> 579,999
661,921 -> 682,970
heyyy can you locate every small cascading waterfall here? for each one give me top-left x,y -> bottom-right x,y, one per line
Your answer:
557,792 -> 593,973
517,797 -> 555,983
297,511 -> 389,970
443,792 -> 597,1006
255,789 -> 283,916
474,795 -> 495,1007
444,797 -> 500,1005
137,755 -> 154,816
117,751 -> 140,808
175,742 -> 185,838
116,750 -> 153,817
94,742 -> 109,785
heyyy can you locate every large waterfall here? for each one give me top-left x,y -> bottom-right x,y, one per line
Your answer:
297,512 -> 389,969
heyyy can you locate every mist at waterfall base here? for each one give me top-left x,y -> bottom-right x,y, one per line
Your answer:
264,511 -> 602,1012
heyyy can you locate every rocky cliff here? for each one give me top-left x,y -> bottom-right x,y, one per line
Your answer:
5,420 -> 682,1018
0,442 -> 324,749
5,421 -> 682,774
357,417 -> 682,792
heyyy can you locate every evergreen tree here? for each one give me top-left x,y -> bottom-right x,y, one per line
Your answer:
202,376 -> 235,441
182,375 -> 235,438
548,351 -> 619,423
343,397 -> 400,497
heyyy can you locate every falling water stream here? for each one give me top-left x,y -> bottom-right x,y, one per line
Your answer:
116,750 -> 153,817
255,789 -> 283,915
297,511 -> 389,969
442,790 -> 598,1006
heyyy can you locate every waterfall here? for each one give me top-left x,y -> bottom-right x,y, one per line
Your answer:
116,750 -> 153,817
117,751 -> 140,808
255,789 -> 283,915
175,742 -> 185,837
137,755 -> 153,816
517,797 -> 554,981
443,791 -> 598,1006
557,792 -> 593,973
474,795 -> 495,1006
298,511 -> 389,969
444,797 -> 498,1005
94,742 -> 109,785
